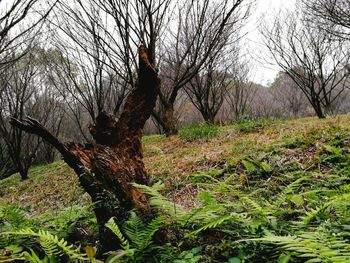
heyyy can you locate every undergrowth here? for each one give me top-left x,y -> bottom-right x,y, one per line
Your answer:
234,118 -> 270,132
179,123 -> 219,141
1,116 -> 350,262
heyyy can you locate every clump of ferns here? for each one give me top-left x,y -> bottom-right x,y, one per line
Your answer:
134,171 -> 350,259
0,205 -> 40,250
241,183 -> 350,262
244,227 -> 350,263
0,228 -> 86,262
105,211 -> 166,262
134,182 -> 267,238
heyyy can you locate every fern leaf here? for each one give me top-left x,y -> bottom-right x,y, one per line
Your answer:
245,232 -> 350,262
189,212 -> 247,237
3,228 -> 85,260
105,218 -> 130,250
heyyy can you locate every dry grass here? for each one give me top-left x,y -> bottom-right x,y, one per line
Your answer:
0,161 -> 89,216
143,114 -> 350,204
1,114 -> 350,215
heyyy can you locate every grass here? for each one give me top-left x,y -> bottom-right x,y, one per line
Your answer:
1,114 -> 350,261
179,123 -> 219,141
0,161 -> 89,216
233,118 -> 270,132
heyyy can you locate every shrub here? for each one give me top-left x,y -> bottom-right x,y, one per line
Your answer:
179,123 -> 218,141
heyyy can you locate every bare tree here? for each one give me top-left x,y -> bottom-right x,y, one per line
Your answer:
50,4 -> 133,123
153,0 -> 251,134
249,84 -> 276,119
226,57 -> 256,121
260,10 -> 350,118
0,48 -> 54,180
0,1 -> 58,179
33,86 -> 64,164
0,137 -> 17,179
185,51 -> 231,124
270,71 -> 311,118
0,0 -> 56,66
302,0 -> 350,39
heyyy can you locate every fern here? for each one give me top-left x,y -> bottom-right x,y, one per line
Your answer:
300,191 -> 350,226
106,212 -> 164,262
133,182 -> 188,219
188,213 -> 247,236
2,228 -> 85,261
123,212 -> 164,250
247,232 -> 350,262
18,249 -> 57,263
0,205 -> 34,232
273,175 -> 310,207
106,217 -> 130,251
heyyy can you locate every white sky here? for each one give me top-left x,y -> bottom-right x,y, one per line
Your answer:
245,0 -> 296,86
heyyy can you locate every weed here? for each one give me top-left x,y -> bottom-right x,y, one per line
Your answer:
234,119 -> 269,132
282,137 -> 309,149
179,123 -> 218,141
142,134 -> 166,145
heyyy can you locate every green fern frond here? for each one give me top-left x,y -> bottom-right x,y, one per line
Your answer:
3,228 -> 85,260
300,207 -> 324,226
123,212 -> 164,250
188,212 -> 247,236
133,183 -> 187,219
19,248 -> 55,263
140,215 -> 165,247
123,212 -> 145,249
274,176 -> 310,207
300,191 -> 350,226
105,218 -> 130,250
240,196 -> 268,217
247,232 -> 350,262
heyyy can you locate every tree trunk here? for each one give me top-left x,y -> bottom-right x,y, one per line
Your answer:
161,106 -> 179,136
19,168 -> 28,180
10,46 -> 160,254
202,111 -> 215,124
153,105 -> 178,136
312,101 -> 325,119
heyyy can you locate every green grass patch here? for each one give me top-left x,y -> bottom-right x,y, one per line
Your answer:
142,134 -> 166,145
179,123 -> 219,141
234,119 -> 270,132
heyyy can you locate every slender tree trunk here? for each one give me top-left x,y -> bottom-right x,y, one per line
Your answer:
18,168 -> 28,180
10,46 -> 160,254
161,106 -> 178,136
324,103 -> 335,116
202,111 -> 215,124
312,101 -> 325,119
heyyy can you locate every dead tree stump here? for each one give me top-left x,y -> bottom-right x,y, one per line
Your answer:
10,45 -> 160,253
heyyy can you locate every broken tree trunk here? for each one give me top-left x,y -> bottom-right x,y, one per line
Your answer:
10,46 -> 160,253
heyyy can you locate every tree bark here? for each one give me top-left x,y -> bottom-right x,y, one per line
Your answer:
18,169 -> 28,181
312,101 -> 326,119
10,45 -> 160,254
162,107 -> 178,136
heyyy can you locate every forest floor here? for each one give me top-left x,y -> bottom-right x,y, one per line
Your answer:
1,115 -> 350,262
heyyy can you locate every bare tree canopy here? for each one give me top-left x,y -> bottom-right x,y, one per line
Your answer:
153,0 -> 252,134
260,8 -> 350,118
302,0 -> 350,39
226,58 -> 256,121
0,47 -> 64,180
0,0 -> 56,65
185,47 -> 233,124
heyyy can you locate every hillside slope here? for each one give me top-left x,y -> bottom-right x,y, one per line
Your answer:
1,115 -> 350,262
